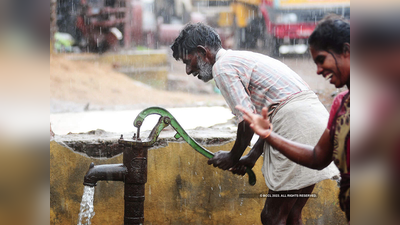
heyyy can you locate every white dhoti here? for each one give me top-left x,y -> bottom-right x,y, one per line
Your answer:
262,90 -> 339,191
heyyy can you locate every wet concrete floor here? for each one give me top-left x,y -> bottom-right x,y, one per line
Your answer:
51,106 -> 235,135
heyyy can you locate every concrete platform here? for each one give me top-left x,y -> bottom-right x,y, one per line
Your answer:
50,106 -> 235,136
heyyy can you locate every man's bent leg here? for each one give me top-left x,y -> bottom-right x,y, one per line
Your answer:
286,184 -> 315,225
261,189 -> 298,225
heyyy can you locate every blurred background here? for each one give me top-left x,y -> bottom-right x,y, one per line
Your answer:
48,0 -> 352,139
49,0 -> 351,114
0,0 -> 399,224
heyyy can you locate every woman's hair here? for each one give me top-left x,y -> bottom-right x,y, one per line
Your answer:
171,23 -> 222,60
308,14 -> 350,54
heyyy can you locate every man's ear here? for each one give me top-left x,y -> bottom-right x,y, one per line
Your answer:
196,45 -> 207,56
196,45 -> 214,63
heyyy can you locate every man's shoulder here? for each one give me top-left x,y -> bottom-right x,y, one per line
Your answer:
225,49 -> 260,57
216,49 -> 261,64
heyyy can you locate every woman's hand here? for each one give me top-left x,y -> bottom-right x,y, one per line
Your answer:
236,105 -> 272,138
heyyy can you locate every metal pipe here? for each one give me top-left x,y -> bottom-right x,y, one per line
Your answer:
122,139 -> 148,224
83,163 -> 127,187
83,134 -> 150,224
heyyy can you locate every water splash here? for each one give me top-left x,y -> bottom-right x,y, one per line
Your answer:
77,186 -> 95,225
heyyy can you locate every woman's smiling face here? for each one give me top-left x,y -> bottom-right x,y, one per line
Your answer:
310,45 -> 350,88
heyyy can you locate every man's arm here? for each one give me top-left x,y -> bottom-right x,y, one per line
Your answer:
210,67 -> 256,170
230,137 -> 264,175
208,120 -> 254,170
231,120 -> 255,161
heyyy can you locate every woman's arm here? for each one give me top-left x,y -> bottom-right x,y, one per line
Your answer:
236,105 -> 334,170
266,129 -> 333,170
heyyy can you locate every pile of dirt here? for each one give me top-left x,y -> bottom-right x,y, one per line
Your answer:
50,54 -> 224,112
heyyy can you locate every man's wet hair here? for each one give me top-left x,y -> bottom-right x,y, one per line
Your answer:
308,14 -> 350,54
171,23 -> 222,60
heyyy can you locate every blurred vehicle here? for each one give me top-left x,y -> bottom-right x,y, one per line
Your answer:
56,0 -> 147,53
259,0 -> 350,55
75,0 -> 126,53
193,0 -> 262,49
193,0 -> 350,55
54,32 -> 81,53
192,0 -> 235,48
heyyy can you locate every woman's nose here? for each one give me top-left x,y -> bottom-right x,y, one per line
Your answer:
316,65 -> 324,75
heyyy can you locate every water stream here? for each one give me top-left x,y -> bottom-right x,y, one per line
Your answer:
77,186 -> 95,225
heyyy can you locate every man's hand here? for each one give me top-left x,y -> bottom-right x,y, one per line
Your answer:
207,151 -> 238,170
230,137 -> 264,175
208,120 -> 254,171
229,154 -> 258,176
